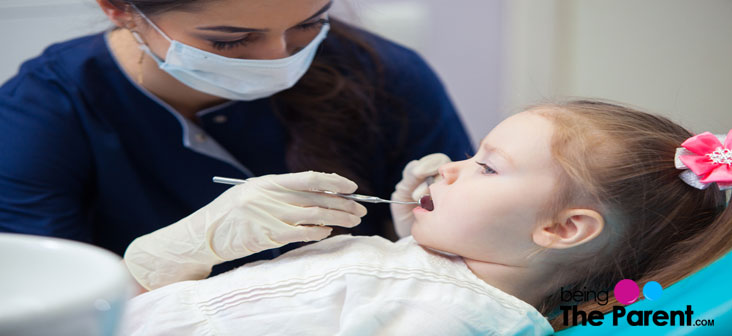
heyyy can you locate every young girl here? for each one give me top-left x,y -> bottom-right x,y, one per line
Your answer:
120,100 -> 732,335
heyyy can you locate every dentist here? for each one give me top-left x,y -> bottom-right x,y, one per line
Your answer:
0,0 -> 472,288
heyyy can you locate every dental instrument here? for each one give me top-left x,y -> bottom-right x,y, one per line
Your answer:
213,176 -> 421,205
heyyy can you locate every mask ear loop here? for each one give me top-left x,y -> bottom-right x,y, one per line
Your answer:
128,29 -> 158,85
129,4 -> 173,43
127,5 -> 169,72
120,15 -> 146,84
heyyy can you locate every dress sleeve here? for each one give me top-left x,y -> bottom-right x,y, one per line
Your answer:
0,64 -> 94,241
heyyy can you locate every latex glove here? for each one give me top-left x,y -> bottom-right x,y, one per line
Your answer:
124,171 -> 367,290
390,153 -> 451,238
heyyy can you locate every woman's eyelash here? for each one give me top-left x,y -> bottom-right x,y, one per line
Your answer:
476,161 -> 497,175
210,19 -> 328,50
211,37 -> 251,50
295,18 -> 330,31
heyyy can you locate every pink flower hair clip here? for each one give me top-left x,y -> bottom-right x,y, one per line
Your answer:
675,129 -> 732,191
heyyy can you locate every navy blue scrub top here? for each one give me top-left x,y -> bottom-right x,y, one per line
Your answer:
0,29 -> 473,273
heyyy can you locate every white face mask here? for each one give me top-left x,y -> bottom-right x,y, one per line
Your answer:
130,6 -> 329,101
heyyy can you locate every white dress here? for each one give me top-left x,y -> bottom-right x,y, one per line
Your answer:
120,235 -> 553,336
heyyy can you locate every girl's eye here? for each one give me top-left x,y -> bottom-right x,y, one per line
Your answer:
211,36 -> 253,50
476,161 -> 497,175
295,18 -> 329,31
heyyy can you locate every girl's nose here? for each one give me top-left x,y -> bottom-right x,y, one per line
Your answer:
439,161 -> 461,185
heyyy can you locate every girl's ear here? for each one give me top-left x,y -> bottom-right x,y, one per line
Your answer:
96,0 -> 136,28
532,209 -> 604,249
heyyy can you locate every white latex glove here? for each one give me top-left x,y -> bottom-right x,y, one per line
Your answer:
124,171 -> 367,290
390,153 -> 451,238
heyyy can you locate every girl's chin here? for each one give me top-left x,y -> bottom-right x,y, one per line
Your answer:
410,224 -> 433,244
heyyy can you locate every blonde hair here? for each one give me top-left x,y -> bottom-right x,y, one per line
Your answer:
531,100 -> 732,330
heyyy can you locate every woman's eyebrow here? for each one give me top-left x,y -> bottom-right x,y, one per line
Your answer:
195,1 -> 333,33
299,1 -> 333,24
196,26 -> 264,33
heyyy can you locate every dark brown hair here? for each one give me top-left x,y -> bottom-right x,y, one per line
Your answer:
272,19 -> 405,195
532,100 -> 732,331
109,0 -> 406,194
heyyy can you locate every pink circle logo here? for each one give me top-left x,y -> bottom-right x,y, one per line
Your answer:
614,279 -> 640,305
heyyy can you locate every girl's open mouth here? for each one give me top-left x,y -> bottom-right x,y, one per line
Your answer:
419,195 -> 434,211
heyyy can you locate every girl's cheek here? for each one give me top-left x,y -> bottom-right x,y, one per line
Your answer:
446,214 -> 475,233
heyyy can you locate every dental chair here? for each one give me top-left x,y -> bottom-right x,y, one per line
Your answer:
555,250 -> 732,335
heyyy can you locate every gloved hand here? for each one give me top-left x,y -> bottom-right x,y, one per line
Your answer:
390,153 -> 451,238
124,171 -> 367,290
